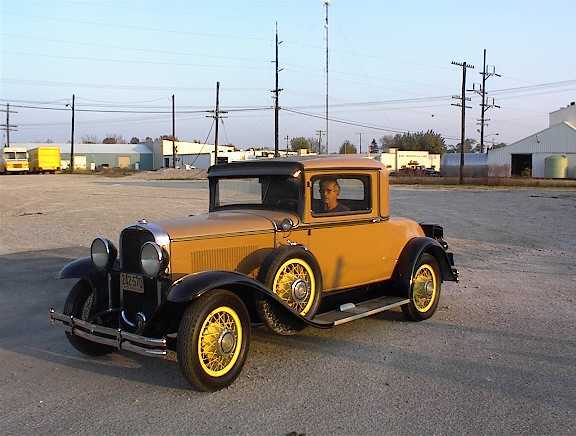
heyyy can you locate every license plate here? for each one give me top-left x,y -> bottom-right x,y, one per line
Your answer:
120,272 -> 144,293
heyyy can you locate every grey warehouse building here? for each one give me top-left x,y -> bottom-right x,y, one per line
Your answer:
15,142 -> 155,171
488,102 -> 576,178
59,143 -> 154,170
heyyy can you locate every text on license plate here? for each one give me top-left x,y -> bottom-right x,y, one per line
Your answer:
120,272 -> 144,293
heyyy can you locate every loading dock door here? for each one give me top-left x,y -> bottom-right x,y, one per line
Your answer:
118,156 -> 130,168
511,154 -> 532,177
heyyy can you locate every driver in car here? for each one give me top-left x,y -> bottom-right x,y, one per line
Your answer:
319,177 -> 350,213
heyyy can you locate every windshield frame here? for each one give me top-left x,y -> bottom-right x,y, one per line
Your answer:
209,174 -> 304,217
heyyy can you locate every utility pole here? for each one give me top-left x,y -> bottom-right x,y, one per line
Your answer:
207,82 -> 228,165
469,49 -> 501,153
272,22 -> 284,157
172,94 -> 176,168
451,61 -> 474,185
0,103 -> 18,147
323,0 -> 330,154
356,132 -> 363,154
285,135 -> 290,155
316,129 -> 325,154
70,94 -> 75,173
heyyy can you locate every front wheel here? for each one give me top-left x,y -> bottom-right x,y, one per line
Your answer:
177,290 -> 250,392
402,253 -> 441,321
63,280 -> 115,356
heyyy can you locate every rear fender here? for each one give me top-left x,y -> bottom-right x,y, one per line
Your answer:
394,237 -> 458,291
167,271 -> 332,329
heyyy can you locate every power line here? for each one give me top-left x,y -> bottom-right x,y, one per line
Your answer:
2,11 -> 271,42
283,107 -> 461,140
1,32 -> 267,64
8,104 -> 271,114
3,50 -> 272,72
2,78 -> 267,92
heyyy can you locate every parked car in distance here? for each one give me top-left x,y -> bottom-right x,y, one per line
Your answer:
50,156 -> 458,391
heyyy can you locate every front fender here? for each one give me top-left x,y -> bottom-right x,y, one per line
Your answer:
59,257 -> 96,279
395,237 -> 458,290
167,270 -> 332,328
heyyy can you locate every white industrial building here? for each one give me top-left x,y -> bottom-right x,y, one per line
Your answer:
159,139 -> 317,169
488,102 -> 576,178
157,140 -> 236,169
379,148 -> 441,172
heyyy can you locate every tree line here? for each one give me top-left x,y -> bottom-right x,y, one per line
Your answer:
79,130 -> 507,154
291,130 -> 506,154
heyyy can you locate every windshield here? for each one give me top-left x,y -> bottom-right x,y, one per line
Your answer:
3,151 -> 27,160
213,175 -> 301,212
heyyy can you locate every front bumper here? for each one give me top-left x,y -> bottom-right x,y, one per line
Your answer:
49,309 -> 168,358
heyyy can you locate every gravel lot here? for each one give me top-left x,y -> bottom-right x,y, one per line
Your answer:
1,174 -> 575,435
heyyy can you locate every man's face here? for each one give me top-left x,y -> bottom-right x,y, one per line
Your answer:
320,180 -> 339,210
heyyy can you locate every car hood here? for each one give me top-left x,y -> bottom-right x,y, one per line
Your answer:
156,209 -> 299,241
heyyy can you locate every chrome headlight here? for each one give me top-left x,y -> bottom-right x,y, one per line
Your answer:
91,237 -> 117,271
140,241 -> 167,277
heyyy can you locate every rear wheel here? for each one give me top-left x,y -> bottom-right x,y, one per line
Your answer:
402,253 -> 441,321
63,280 -> 115,356
177,290 -> 250,392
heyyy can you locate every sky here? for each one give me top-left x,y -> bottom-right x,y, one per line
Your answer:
1,0 -> 575,151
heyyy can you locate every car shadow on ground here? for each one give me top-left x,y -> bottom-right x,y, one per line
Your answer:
3,247 -> 574,404
0,247 -> 191,391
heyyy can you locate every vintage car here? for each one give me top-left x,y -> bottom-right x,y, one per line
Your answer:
50,157 -> 458,391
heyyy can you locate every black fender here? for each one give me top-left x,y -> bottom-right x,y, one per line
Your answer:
394,237 -> 458,292
59,257 -> 97,280
58,257 -> 109,310
167,270 -> 332,328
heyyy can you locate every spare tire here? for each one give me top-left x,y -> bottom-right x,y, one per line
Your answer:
256,246 -> 322,335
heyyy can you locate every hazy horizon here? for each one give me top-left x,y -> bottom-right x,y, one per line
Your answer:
2,1 -> 575,150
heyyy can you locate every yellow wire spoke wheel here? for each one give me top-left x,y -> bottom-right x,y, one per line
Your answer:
272,258 -> 316,316
197,306 -> 243,378
411,264 -> 437,313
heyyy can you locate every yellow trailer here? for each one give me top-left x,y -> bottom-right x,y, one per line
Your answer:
28,146 -> 61,173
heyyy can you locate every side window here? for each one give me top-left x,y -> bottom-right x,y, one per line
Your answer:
311,175 -> 371,215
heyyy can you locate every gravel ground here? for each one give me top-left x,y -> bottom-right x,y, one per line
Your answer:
0,174 -> 575,435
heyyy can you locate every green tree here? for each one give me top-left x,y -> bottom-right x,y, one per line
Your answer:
386,130 -> 447,154
339,140 -> 357,154
369,138 -> 379,154
130,137 -> 140,144
308,137 -> 320,153
448,138 -> 478,153
290,137 -> 311,151
379,135 -> 394,151
81,135 -> 98,144
102,134 -> 125,144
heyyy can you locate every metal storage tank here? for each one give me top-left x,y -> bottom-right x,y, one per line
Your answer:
544,155 -> 568,178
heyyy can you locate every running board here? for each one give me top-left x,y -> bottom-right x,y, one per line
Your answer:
312,296 -> 409,326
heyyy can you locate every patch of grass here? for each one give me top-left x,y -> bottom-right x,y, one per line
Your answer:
390,176 -> 576,189
60,168 -> 137,177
